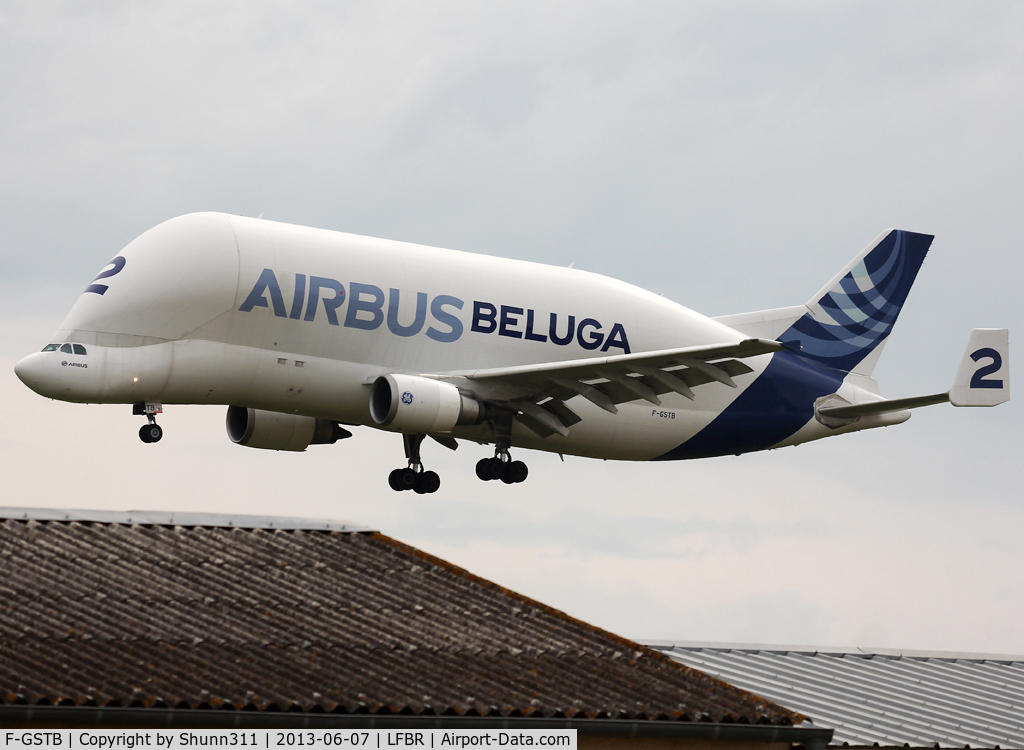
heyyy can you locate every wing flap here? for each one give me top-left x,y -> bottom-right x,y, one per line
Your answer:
442,338 -> 780,439
450,338 -> 781,384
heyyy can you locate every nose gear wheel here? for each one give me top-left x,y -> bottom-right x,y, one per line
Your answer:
135,403 -> 163,443
139,423 -> 163,443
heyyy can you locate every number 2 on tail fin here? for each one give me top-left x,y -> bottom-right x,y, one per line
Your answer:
950,330 -> 1009,407
970,348 -> 1003,389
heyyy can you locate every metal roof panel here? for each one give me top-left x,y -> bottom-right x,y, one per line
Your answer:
648,644 -> 1024,748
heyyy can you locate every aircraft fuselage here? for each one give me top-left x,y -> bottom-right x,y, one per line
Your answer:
15,213 -> 913,464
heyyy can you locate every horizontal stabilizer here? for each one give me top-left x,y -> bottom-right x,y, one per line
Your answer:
817,392 -> 949,419
949,328 -> 1010,407
817,328 -> 1010,422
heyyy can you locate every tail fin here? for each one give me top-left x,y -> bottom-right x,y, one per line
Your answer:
778,229 -> 933,375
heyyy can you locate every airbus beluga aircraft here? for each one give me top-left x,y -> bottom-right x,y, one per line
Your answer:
14,213 -> 1009,494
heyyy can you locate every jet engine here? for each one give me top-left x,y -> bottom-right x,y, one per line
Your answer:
369,374 -> 485,433
226,406 -> 351,451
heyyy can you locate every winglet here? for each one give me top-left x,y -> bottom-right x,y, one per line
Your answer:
950,329 -> 1010,407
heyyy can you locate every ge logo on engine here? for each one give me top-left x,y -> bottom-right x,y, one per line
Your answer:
401,391 -> 414,405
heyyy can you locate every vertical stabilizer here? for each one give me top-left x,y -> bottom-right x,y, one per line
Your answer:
779,229 -> 933,375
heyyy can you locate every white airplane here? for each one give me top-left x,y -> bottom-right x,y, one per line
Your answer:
15,213 -> 1009,494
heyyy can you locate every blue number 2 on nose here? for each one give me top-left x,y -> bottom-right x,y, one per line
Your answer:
84,255 -> 127,295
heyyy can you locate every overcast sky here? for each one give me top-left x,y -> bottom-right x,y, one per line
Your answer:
2,2 -> 1023,655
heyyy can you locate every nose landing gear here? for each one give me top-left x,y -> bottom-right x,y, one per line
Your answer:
388,433 -> 441,494
139,423 -> 163,443
134,402 -> 163,443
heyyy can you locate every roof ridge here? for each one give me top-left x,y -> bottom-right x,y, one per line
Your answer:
0,506 -> 372,532
643,640 -> 1024,663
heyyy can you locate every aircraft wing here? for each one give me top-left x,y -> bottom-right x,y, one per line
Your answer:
445,338 -> 784,438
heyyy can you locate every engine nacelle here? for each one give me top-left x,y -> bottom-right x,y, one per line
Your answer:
226,406 -> 351,451
369,374 -> 484,433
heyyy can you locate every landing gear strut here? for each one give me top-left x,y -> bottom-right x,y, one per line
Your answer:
134,402 -> 163,443
388,433 -> 441,494
475,411 -> 528,484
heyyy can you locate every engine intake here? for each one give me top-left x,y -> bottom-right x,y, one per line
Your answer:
369,374 -> 485,433
226,406 -> 351,451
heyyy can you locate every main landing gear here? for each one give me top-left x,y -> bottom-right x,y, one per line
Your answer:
474,411 -> 528,484
388,433 -> 441,494
387,414 -> 530,493
475,455 -> 528,484
134,402 -> 163,443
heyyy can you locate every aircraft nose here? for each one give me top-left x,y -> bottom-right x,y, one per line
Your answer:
14,352 -> 43,391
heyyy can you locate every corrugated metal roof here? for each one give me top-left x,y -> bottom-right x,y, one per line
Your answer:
0,509 -> 804,726
646,641 -> 1024,748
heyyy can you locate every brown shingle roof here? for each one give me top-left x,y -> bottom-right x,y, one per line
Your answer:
0,511 -> 802,724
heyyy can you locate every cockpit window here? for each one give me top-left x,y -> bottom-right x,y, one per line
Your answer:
41,344 -> 60,352
73,344 -> 87,355
60,344 -> 73,354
